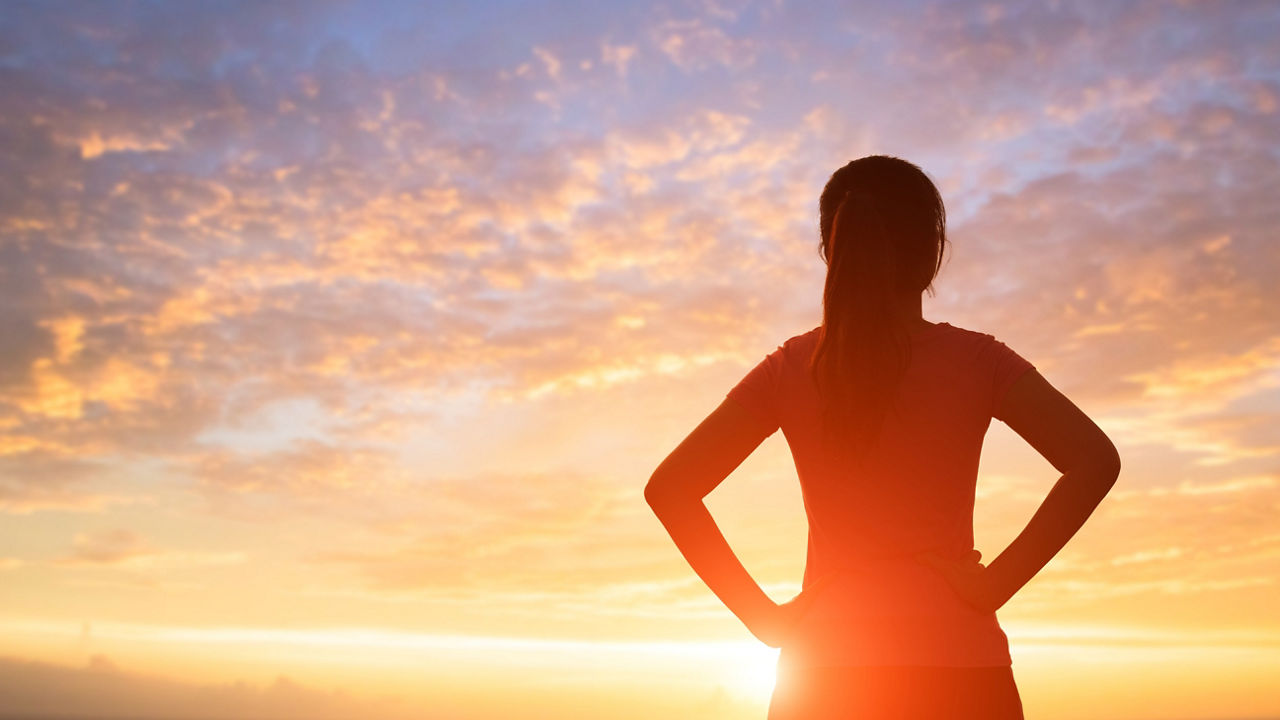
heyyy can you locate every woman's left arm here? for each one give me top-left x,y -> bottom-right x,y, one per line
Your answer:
645,397 -> 810,647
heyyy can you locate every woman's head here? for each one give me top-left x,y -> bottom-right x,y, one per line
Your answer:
818,155 -> 947,302
810,155 -> 949,463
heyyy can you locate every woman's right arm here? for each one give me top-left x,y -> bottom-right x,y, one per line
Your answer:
985,368 -> 1121,610
923,368 -> 1122,612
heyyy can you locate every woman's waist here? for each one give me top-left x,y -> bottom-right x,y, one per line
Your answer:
802,561 -> 996,620
805,540 -> 975,581
781,582 -> 1011,668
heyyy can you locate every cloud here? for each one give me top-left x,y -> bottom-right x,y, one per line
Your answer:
4,0 -> 1270,477
989,470 -> 1280,621
311,469 -> 653,594
54,528 -> 245,573
0,654 -> 409,720
189,439 -> 407,498
653,17 -> 757,71
601,41 -> 639,77
0,451 -> 138,515
60,528 -> 151,565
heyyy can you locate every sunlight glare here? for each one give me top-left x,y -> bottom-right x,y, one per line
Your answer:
727,643 -> 781,703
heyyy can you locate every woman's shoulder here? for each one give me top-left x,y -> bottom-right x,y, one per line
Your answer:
938,323 -> 1033,374
939,322 -> 985,340
780,326 -> 824,355
932,321 -> 1004,345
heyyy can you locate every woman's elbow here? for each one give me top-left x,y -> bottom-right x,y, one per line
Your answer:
644,472 -> 689,511
1100,438 -> 1122,479
1086,441 -> 1122,489
644,475 -> 672,509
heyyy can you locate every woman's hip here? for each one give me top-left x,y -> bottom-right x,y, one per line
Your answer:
767,664 -> 1024,720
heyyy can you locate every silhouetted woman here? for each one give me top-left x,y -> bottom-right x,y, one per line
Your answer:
645,155 -> 1121,719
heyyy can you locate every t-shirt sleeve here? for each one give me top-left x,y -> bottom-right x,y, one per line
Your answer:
725,344 -> 785,436
986,336 -> 1037,422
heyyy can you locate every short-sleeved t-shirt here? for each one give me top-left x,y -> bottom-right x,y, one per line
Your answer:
725,322 -> 1036,668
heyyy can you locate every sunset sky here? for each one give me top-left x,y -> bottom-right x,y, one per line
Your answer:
1,1 -> 1278,718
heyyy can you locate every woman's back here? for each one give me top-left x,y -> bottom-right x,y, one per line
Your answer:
726,320 -> 1036,668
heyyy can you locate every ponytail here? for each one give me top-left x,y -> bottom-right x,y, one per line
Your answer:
810,192 -> 912,463
808,156 -> 946,466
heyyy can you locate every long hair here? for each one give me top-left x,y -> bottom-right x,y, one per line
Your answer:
810,156 -> 948,464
